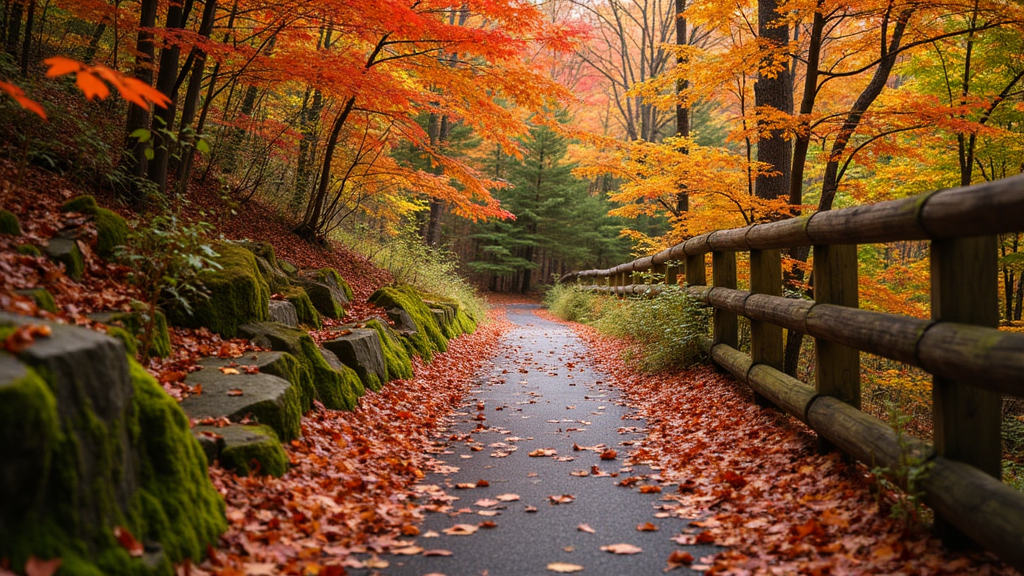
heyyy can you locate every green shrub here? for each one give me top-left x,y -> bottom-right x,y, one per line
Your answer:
0,209 -> 21,235
544,283 -> 600,323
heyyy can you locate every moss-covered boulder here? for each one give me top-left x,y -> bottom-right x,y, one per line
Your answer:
194,424 -> 288,478
91,309 -> 171,359
180,363 -> 302,442
169,242 -> 270,338
197,350 -> 314,416
15,288 -> 58,314
43,236 -> 84,279
424,297 -> 477,336
366,319 -> 413,381
281,286 -> 321,329
322,329 -> 386,392
60,196 -> 129,259
295,278 -> 345,320
238,322 -> 360,410
315,268 -> 354,302
369,285 -> 448,361
279,259 -> 298,276
0,209 -> 21,235
0,313 -> 225,576
16,244 -> 41,257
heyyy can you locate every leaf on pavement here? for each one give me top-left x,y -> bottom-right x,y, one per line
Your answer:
547,563 -> 584,573
601,543 -> 642,555
529,448 -> 557,457
495,493 -> 520,502
549,494 -> 575,504
475,498 -> 499,507
599,449 -> 618,460
443,524 -> 478,536
665,550 -> 694,571
392,546 -> 423,555
577,523 -> 596,534
637,522 -> 658,532
422,549 -> 454,557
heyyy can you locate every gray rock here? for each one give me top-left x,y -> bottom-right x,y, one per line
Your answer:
199,350 -> 315,413
295,277 -> 346,319
269,300 -> 298,327
319,347 -> 345,372
180,365 -> 301,441
0,312 -> 138,537
279,259 -> 299,276
430,308 -> 448,331
42,236 -> 84,279
254,255 -> 291,293
322,329 -> 386,392
191,424 -> 288,477
387,307 -> 418,336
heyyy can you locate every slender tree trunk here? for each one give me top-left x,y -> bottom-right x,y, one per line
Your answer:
5,0 -> 22,59
84,22 -> 106,63
148,0 -> 187,193
754,0 -> 793,201
172,0 -> 217,191
789,3 -> 824,206
18,0 -> 32,76
424,114 -> 450,246
123,0 -> 158,204
675,0 -> 689,214
298,96 -> 356,240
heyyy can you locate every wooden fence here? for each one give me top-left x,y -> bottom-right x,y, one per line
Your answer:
560,174 -> 1024,570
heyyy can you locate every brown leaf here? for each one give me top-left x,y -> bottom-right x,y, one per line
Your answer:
599,449 -> 618,460
226,388 -> 244,396
637,522 -> 659,532
577,523 -> 596,534
455,482 -> 478,489
24,556 -> 62,576
219,367 -> 240,375
113,526 -> 144,557
479,520 -> 497,529
392,546 -> 423,555
475,498 -> 499,508
529,448 -> 558,457
495,493 -> 520,502
639,485 -> 662,494
601,543 -> 642,555
547,563 -> 584,573
422,549 -> 454,557
476,479 -> 490,487
665,550 -> 694,571
549,494 -> 575,505
443,523 -> 479,535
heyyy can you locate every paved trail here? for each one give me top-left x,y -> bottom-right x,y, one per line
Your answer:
364,304 -> 716,575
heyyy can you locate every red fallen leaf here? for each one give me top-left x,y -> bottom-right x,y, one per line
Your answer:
24,556 -> 62,576
401,524 -> 420,536
4,324 -> 52,353
665,550 -> 694,570
226,389 -> 244,396
321,566 -> 347,576
695,531 -> 715,544
601,543 -> 642,555
637,522 -> 658,532
678,479 -> 697,492
599,449 -> 617,460
242,365 -> 260,374
721,470 -> 747,489
476,479 -> 490,487
159,371 -> 187,383
113,526 -> 144,557
792,518 -> 823,540
549,494 -> 575,504
524,506 -> 538,513
618,476 -> 640,487
443,524 -> 478,535
479,521 -> 497,528
639,485 -> 662,494
205,544 -> 223,567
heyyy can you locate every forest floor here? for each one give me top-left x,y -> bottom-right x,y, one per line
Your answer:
0,161 -> 1017,575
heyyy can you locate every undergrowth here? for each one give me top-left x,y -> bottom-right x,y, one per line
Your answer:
335,223 -> 487,321
545,283 -> 710,372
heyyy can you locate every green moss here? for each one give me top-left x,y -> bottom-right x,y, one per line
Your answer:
106,326 -> 139,356
17,243 -> 42,256
218,425 -> 288,477
61,195 -> 99,214
366,319 -> 413,381
128,359 -> 227,562
317,268 -> 354,302
368,285 -> 448,362
279,259 -> 298,276
258,352 -> 316,413
46,238 -> 85,280
282,285 -> 322,329
17,287 -> 58,314
93,208 -> 128,260
0,209 -> 21,235
170,242 -> 270,338
104,310 -> 171,359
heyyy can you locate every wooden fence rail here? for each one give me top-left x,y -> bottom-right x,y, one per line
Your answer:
560,174 -> 1024,570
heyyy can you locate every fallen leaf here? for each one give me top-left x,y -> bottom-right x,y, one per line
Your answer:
695,531 -> 714,544
243,563 -> 276,576
479,521 -> 497,529
443,524 -> 479,536
601,543 -> 642,555
226,388 -> 244,396
401,524 -> 421,536
478,510 -> 499,517
219,367 -> 240,375
577,523 -> 596,534
570,470 -> 589,477
529,448 -> 557,457
392,546 -> 423,555
547,563 -> 584,573
549,494 -> 575,505
524,506 -> 538,513
476,479 -> 490,487
599,449 -> 618,460
639,485 -> 662,494
422,549 -> 454,557
455,483 -> 478,489
24,556 -> 62,576
495,493 -> 520,502
637,522 -> 658,532
113,526 -> 144,557
364,557 -> 389,569
665,550 -> 694,571
475,498 -> 499,507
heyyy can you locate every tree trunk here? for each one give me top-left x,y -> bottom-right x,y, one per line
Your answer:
298,96 -> 356,240
754,0 -> 793,201
84,22 -> 106,63
172,0 -> 217,192
789,3 -> 824,206
18,0 -> 32,76
5,0 -> 22,59
675,0 -> 689,214
123,0 -> 158,204
147,0 -> 186,193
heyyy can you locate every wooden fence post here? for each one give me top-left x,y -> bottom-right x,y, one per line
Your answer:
686,254 -> 706,287
931,236 -> 1002,544
653,263 -> 666,288
666,263 -> 679,286
749,249 -> 783,407
712,251 -> 738,348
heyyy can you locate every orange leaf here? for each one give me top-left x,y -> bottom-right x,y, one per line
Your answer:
637,522 -> 659,532
113,526 -> 144,557
599,449 -> 617,460
0,81 -> 46,119
43,56 -> 83,77
75,71 -> 110,101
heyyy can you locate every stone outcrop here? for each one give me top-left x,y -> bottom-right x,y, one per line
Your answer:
322,329 -> 386,392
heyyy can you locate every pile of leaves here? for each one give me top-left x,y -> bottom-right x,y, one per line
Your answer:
203,309 -> 511,575
544,310 -> 1014,575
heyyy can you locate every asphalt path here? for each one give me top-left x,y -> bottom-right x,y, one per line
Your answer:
359,304 -> 718,576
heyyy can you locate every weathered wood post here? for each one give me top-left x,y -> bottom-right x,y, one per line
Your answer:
666,262 -> 679,286
749,249 -> 783,407
712,251 -> 738,348
685,254 -> 705,287
812,244 -> 860,452
931,235 -> 1002,544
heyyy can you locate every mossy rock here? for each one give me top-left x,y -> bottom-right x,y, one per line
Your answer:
368,285 -> 448,362
92,310 -> 171,359
0,209 -> 21,235
268,300 -> 298,327
315,268 -> 354,302
15,288 -> 58,314
322,329 -> 386,393
238,322 -> 359,410
180,364 -> 302,442
169,242 -> 270,338
197,424 -> 288,478
318,347 -> 367,399
94,208 -> 129,259
281,285 -> 322,329
16,243 -> 41,257
424,296 -> 477,336
198,350 -> 314,418
0,313 -> 225,575
61,195 -> 99,213
279,259 -> 298,276
237,241 -> 281,271
43,237 -> 84,279
366,319 -> 413,381
295,277 -> 346,320
106,326 -> 139,356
